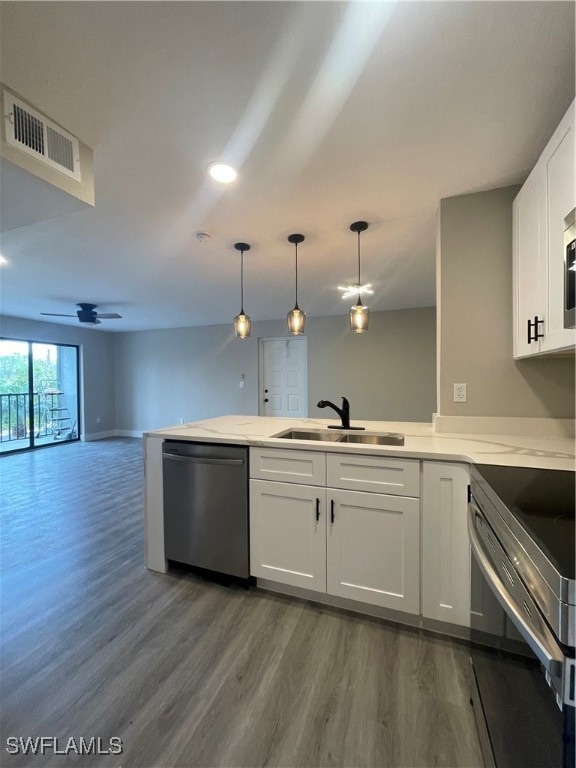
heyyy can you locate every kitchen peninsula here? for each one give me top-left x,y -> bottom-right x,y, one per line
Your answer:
144,414 -> 574,637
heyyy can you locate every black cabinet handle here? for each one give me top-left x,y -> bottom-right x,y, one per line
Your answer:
315,498 -> 320,521
330,499 -> 335,524
527,316 -> 544,344
264,398 -> 269,403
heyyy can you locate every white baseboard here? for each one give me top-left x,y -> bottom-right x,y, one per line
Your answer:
433,414 -> 575,437
115,429 -> 144,438
82,429 -> 143,441
82,430 -> 117,441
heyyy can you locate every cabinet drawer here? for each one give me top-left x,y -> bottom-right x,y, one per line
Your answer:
327,454 -> 419,497
250,448 -> 326,486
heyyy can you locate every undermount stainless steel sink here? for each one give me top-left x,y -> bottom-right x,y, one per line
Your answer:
338,432 -> 405,446
272,429 -> 344,442
272,429 -> 404,446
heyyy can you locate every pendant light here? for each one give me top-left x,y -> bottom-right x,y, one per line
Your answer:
349,221 -> 370,333
287,233 -> 306,335
233,242 -> 251,339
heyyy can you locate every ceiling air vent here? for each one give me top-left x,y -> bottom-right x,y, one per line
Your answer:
3,89 -> 81,181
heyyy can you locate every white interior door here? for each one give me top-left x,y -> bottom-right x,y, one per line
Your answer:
259,337 -> 308,417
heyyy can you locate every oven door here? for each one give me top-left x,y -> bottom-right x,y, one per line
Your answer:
468,501 -> 574,768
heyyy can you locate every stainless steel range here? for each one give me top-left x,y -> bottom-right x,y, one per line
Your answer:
468,464 -> 575,768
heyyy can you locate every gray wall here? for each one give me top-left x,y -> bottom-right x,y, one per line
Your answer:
437,186 -> 575,418
307,309 -> 436,422
10,180 -> 575,435
113,308 -> 437,433
0,315 -> 116,435
6,187 -> 574,433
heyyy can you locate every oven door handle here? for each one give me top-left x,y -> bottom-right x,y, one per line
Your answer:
468,503 -> 564,677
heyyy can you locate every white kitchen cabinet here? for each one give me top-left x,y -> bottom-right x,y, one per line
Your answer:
327,488 -> 420,613
327,453 -> 420,497
513,100 -> 575,358
249,448 -> 421,615
421,462 -> 470,627
513,165 -> 547,357
250,447 -> 325,486
250,479 -> 326,592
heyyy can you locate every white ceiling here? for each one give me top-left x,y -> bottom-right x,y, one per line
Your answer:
0,1 -> 574,332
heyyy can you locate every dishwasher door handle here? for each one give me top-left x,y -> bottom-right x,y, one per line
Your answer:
163,454 -> 245,466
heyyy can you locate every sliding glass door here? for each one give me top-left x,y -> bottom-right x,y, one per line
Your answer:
0,338 -> 79,453
0,340 -> 30,450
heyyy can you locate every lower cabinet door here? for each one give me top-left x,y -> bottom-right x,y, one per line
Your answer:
249,480 -> 326,592
326,488 -> 420,613
421,462 -> 471,627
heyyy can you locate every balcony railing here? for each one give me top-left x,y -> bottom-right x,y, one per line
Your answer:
0,392 -> 62,444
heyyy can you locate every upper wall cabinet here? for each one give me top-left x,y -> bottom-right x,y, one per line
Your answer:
513,101 -> 575,358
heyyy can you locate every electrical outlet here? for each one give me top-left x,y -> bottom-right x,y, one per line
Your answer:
453,383 -> 467,403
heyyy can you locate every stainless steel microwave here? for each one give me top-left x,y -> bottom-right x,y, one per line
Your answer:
565,208 -> 575,329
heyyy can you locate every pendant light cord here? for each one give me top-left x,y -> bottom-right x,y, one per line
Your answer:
357,230 -> 361,285
295,242 -> 299,308
356,230 -> 362,305
240,248 -> 245,313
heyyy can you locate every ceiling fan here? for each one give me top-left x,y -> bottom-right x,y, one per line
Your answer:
41,303 -> 123,325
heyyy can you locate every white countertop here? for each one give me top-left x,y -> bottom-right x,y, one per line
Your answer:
145,415 -> 575,471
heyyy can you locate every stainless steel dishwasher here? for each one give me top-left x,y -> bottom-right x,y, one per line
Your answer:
162,441 -> 249,578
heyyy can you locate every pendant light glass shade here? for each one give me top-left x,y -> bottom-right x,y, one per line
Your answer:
287,305 -> 306,335
349,221 -> 370,334
287,233 -> 306,335
350,296 -> 370,332
233,242 -> 251,339
234,311 -> 251,339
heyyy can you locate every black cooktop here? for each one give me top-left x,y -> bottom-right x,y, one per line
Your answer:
473,464 -> 575,579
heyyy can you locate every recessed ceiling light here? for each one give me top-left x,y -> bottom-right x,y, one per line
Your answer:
338,283 -> 374,300
0,254 -> 8,266
207,162 -> 237,184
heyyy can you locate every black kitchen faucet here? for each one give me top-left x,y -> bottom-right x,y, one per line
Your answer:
317,397 -> 364,430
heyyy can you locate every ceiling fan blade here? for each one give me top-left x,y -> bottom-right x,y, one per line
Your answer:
40,313 -> 76,317
95,313 -> 122,319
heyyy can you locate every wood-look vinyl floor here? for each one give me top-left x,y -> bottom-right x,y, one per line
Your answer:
0,438 -> 483,768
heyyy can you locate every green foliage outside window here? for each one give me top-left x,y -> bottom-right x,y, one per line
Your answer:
0,352 -> 58,437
